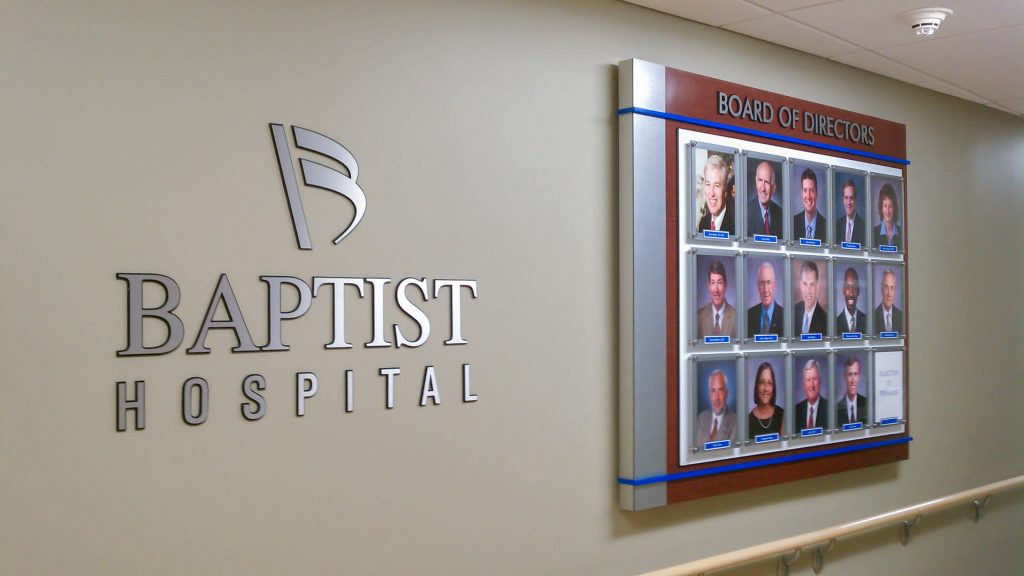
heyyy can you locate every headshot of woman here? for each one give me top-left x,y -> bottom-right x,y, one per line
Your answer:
748,361 -> 784,439
874,183 -> 901,249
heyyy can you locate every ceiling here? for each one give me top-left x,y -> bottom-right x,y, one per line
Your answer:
623,0 -> 1024,117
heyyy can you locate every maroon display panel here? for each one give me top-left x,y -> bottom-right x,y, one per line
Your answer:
660,68 -> 909,504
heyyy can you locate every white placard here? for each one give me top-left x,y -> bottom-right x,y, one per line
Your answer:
874,351 -> 904,422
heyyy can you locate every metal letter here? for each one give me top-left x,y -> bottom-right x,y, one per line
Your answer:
462,364 -> 477,402
187,274 -> 260,354
420,366 -> 441,406
116,380 -> 146,431
270,124 -> 311,250
345,370 -> 354,413
261,276 -> 312,351
365,278 -> 393,348
296,372 -> 317,416
241,374 -> 267,421
117,273 -> 184,356
312,277 -> 365,349
294,126 -> 366,245
433,279 -> 478,345
379,367 -> 400,409
394,277 -> 430,348
182,377 -> 209,426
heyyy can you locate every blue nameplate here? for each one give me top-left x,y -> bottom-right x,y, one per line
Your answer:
799,238 -> 822,247
703,230 -> 729,240
880,244 -> 897,253
754,433 -> 779,444
842,332 -> 863,340
753,234 -> 777,244
841,242 -> 861,250
754,334 -> 779,343
800,427 -> 823,437
704,336 -> 730,344
703,440 -> 730,451
800,333 -> 823,341
842,422 -> 864,432
880,417 -> 899,426
880,331 -> 898,339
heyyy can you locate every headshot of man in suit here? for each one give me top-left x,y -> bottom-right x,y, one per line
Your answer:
695,370 -> 737,446
793,260 -> 827,336
697,154 -> 734,235
836,356 -> 868,426
697,259 -> 737,339
835,179 -> 866,245
836,266 -> 867,334
794,358 -> 827,432
746,160 -> 783,239
874,269 -> 904,334
793,167 -> 826,241
747,261 -> 784,337
874,182 -> 902,249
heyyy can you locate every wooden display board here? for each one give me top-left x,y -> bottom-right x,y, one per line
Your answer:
618,59 -> 909,510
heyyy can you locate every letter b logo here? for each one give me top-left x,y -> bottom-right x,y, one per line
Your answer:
270,124 -> 366,250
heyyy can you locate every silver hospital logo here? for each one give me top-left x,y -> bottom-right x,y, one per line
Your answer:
270,123 -> 366,250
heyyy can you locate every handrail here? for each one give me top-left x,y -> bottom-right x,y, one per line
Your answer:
638,475 -> 1024,576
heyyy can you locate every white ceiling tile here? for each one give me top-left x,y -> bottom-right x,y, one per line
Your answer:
788,0 -> 1024,49
912,78 -> 992,105
724,14 -> 861,57
831,51 -> 936,84
786,0 -> 922,49
747,0 -> 840,13
625,0 -> 770,26
880,25 -> 1024,101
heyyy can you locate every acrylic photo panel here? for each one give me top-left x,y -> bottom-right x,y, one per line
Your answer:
745,255 -> 786,341
873,263 -> 904,338
874,349 -> 904,424
834,350 -> 870,431
744,154 -> 785,244
834,260 -> 868,339
745,354 -> 786,443
693,357 -> 739,451
792,353 -> 830,435
833,170 -> 867,249
871,174 -> 904,253
790,162 -> 828,247
692,146 -> 737,240
792,257 -> 829,341
695,253 -> 739,343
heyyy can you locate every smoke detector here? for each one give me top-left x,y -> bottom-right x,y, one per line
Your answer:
901,7 -> 953,36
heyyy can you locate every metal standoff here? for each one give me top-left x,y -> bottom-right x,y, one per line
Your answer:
972,496 -> 990,522
811,539 -> 835,574
899,515 -> 920,546
776,548 -> 801,576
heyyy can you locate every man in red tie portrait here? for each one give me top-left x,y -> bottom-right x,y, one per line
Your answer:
695,370 -> 737,447
745,160 -> 784,239
696,154 -> 734,235
794,358 -> 828,432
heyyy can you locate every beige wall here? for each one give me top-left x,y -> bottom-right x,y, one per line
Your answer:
2,1 -> 1022,574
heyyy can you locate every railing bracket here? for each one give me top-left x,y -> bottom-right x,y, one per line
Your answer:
811,539 -> 835,573
899,515 -> 920,546
972,496 -> 990,523
776,548 -> 800,576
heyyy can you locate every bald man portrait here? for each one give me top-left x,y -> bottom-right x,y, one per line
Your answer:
747,261 -> 784,337
746,160 -> 784,239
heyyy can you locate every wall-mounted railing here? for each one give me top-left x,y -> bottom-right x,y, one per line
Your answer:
637,475 -> 1023,576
